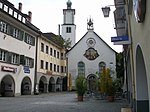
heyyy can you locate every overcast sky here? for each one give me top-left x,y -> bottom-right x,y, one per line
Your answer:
9,0 -> 122,52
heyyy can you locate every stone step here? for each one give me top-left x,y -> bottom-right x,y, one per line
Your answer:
121,108 -> 132,112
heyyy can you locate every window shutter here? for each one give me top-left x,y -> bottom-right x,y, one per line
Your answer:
19,31 -> 24,41
0,21 -> 2,31
8,25 -> 14,36
30,59 -> 34,68
32,37 -> 35,46
20,55 -> 25,65
24,33 -> 27,43
7,52 -> 12,63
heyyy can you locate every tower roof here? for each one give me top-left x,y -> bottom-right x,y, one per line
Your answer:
67,0 -> 72,9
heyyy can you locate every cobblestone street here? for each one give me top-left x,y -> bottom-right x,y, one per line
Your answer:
0,92 -> 128,112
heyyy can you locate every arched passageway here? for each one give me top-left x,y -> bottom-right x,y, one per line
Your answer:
21,77 -> 32,95
135,46 -> 149,112
56,77 -> 62,91
39,76 -> 47,93
62,76 -> 67,91
0,75 -> 15,97
48,77 -> 55,92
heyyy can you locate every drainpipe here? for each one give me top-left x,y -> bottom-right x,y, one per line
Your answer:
34,34 -> 39,95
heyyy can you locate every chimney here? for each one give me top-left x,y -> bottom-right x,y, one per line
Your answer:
58,24 -> 60,36
18,3 -> 22,12
28,11 -> 32,22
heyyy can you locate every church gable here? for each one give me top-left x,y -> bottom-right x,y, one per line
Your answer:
67,30 -> 116,57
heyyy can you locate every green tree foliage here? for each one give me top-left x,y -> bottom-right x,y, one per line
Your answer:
63,38 -> 72,50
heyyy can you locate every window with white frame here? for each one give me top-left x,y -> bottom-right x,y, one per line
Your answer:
4,5 -> 8,12
11,53 -> 19,64
0,2 -> 2,9
0,49 -> 7,62
13,28 -> 20,38
25,57 -> 34,68
24,33 -> 35,46
9,8 -> 13,15
0,21 -> 7,33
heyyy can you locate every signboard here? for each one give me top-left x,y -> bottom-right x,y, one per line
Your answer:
111,36 -> 131,45
1,66 -> 16,73
24,66 -> 30,74
111,36 -> 128,42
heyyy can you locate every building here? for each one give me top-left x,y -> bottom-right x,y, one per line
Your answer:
61,0 -> 76,47
36,33 -> 67,93
0,0 -> 40,96
112,0 -> 150,111
66,19 -> 116,90
125,0 -> 149,111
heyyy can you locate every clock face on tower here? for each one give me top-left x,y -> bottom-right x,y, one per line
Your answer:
86,38 -> 96,47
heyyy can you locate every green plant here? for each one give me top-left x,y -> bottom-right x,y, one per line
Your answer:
75,75 -> 87,96
100,68 -> 117,96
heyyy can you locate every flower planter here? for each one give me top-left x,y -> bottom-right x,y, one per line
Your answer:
78,95 -> 83,101
107,96 -> 114,102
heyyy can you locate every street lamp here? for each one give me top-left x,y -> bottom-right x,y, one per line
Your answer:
101,6 -> 111,17
101,4 -> 125,18
101,5 -> 115,17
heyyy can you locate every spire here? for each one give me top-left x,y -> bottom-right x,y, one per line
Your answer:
66,0 -> 72,9
87,17 -> 94,30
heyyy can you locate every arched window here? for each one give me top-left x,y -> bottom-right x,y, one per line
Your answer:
99,61 -> 106,74
78,61 -> 85,75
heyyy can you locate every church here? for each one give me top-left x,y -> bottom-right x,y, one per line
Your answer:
62,0 -> 116,91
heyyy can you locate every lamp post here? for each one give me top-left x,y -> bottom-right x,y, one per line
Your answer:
101,4 -> 125,18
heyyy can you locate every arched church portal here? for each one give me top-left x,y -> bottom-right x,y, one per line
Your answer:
87,74 -> 98,92
135,45 -> 149,112
0,75 -> 15,97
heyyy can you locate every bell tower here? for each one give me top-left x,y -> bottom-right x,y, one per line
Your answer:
61,0 -> 76,47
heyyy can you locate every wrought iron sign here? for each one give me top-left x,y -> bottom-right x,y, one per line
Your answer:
84,48 -> 99,60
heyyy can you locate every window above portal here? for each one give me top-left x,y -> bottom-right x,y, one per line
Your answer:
84,48 -> 99,60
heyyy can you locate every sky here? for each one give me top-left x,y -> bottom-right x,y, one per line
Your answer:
9,0 -> 123,53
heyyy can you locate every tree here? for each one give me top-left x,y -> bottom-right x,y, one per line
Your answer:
63,38 -> 72,50
116,52 -> 124,79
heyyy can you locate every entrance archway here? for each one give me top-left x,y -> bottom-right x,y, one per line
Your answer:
136,46 -> 149,112
56,77 -> 62,91
49,77 -> 55,92
21,77 -> 32,95
87,74 -> 97,92
39,76 -> 47,93
0,75 -> 15,97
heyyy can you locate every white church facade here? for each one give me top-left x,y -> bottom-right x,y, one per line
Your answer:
66,19 -> 116,90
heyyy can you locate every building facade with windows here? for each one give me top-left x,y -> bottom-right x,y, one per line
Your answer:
0,0 -> 40,96
36,33 -> 67,93
66,19 -> 116,90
